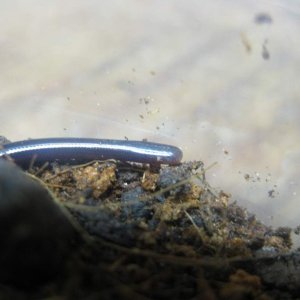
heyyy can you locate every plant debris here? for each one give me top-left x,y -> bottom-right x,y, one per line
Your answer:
0,155 -> 299,299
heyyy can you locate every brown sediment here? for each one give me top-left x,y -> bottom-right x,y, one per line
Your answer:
0,158 -> 298,299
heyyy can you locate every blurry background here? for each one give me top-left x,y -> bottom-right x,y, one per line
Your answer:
0,0 -> 299,238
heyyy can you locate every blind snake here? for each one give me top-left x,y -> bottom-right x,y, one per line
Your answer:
0,138 -> 183,169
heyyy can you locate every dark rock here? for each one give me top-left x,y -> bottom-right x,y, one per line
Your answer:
0,160 -> 81,288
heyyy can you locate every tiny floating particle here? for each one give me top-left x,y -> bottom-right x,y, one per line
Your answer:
240,32 -> 252,54
268,189 -> 275,198
262,44 -> 270,60
254,13 -> 273,25
244,174 -> 250,181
